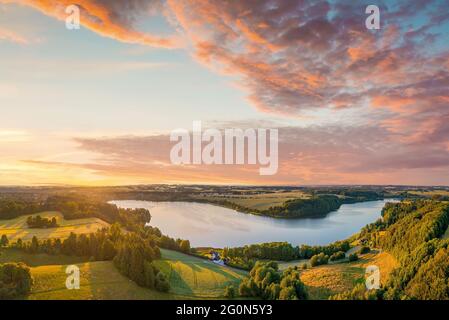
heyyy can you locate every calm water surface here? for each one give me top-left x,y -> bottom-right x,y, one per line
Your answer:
110,200 -> 393,247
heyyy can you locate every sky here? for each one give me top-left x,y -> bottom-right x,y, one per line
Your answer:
0,0 -> 449,186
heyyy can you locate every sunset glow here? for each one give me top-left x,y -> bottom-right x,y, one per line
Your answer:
1,0 -> 449,186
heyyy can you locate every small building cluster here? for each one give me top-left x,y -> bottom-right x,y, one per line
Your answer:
209,250 -> 226,266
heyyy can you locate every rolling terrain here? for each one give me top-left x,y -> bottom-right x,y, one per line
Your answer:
0,247 -> 247,300
0,211 -> 110,241
28,261 -> 174,300
154,249 -> 247,299
298,251 -> 398,299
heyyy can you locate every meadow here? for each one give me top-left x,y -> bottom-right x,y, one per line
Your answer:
299,251 -> 398,299
407,190 -> 449,197
28,261 -> 175,300
200,191 -> 310,211
0,247 -> 247,300
0,211 -> 110,241
154,249 -> 247,299
0,249 -> 146,300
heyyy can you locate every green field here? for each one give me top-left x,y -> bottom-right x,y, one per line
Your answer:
203,191 -> 310,211
407,190 -> 449,197
0,211 -> 110,241
0,248 -> 247,300
154,249 -> 247,299
0,244 -> 398,300
28,261 -> 177,300
0,248 -> 173,299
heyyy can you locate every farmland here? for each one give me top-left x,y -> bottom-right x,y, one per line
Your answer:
0,211 -> 110,241
197,191 -> 310,211
154,249 -> 247,299
0,248 -> 157,300
0,247 -> 247,300
28,261 -> 175,300
2,248 -> 398,300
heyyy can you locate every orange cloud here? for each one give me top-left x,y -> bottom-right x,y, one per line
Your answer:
371,96 -> 416,111
4,0 -> 180,48
2,0 -> 449,185
9,123 -> 448,186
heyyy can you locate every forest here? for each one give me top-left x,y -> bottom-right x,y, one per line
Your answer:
334,200 -> 449,300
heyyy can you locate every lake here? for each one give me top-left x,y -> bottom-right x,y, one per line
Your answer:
110,199 -> 393,248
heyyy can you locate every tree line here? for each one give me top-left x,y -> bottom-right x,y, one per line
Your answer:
26,215 -> 58,228
0,198 -> 42,220
0,194 -> 192,256
222,240 -> 350,270
0,195 -> 152,233
114,234 -> 170,292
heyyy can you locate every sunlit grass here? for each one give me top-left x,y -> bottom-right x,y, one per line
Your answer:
154,249 -> 247,298
0,211 -> 109,241
202,191 -> 310,210
28,261 -> 177,300
299,251 -> 398,299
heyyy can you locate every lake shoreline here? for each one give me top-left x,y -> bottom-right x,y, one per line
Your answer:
110,199 -> 394,248
110,195 -> 399,220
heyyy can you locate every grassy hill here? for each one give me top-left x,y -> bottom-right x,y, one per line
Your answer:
0,248 -> 247,300
0,211 -> 110,241
299,251 -> 398,299
28,261 -> 176,300
154,249 -> 247,299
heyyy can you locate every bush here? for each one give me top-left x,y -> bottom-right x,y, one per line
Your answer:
348,253 -> 359,262
329,251 -> 346,261
301,263 -> 308,270
359,246 -> 370,254
0,263 -> 33,299
224,285 -> 236,299
155,272 -> 170,292
330,283 -> 381,300
0,235 -> 8,247
310,253 -> 329,267
179,240 -> 191,253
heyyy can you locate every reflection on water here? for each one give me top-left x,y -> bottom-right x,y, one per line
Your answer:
110,199 -> 394,248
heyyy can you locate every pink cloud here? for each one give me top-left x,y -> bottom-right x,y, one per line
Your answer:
4,0 -> 449,184
4,0 -> 181,48
20,123 -> 449,185
0,26 -> 29,43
